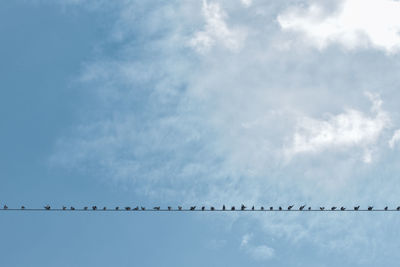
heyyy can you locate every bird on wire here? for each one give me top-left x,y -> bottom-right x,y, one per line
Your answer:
125,207 -> 131,211
44,205 -> 51,210
178,206 -> 182,211
222,205 -> 226,211
103,207 -> 107,210
241,204 -> 246,210
92,206 -> 97,210
270,207 -> 273,211
70,207 -> 75,210
211,206 -> 215,211
3,205 -> 8,210
331,207 -> 337,210
299,205 -> 305,211
320,207 -> 325,210
231,206 -> 235,211
252,206 -> 255,210
354,206 -> 360,210
384,206 -> 388,211
21,206 -> 25,210
397,207 -> 400,211
261,206 -> 264,210
62,206 -> 66,210
368,206 -> 373,211
141,207 -> 146,211
84,207 -> 88,210
202,206 -> 205,211
341,207 -> 346,211
308,207 -> 311,211
153,207 -> 160,211
115,207 -> 120,210
288,205 -> 294,210
279,206 -> 282,211
190,206 -> 196,211
168,206 -> 172,211
134,206 -> 139,210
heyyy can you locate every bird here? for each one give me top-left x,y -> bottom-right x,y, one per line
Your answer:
115,207 -> 120,210
3,205 -> 8,210
299,205 -> 305,211
103,207 -> 107,210
211,206 -> 215,211
178,206 -> 182,210
340,207 -> 346,211
133,206 -> 139,210
70,206 -> 75,210
62,206 -> 67,210
21,206 -> 25,210
354,206 -> 360,211
44,205 -> 51,210
190,206 -> 196,211
252,206 -> 255,210
84,207 -> 88,210
279,206 -> 282,211
331,207 -> 337,210
168,206 -> 172,211
384,206 -> 388,211
241,204 -> 246,210
222,205 -> 226,211
153,206 -> 160,210
320,207 -> 325,211
288,205 -> 294,210
308,207 -> 311,210
125,207 -> 131,211
397,206 -> 400,211
261,206 -> 264,210
270,207 -> 273,211
92,206 -> 97,210
141,206 -> 146,211
368,206 -> 373,211
202,206 -> 205,211
231,206 -> 235,211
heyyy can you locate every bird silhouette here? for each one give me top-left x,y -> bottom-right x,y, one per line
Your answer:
168,206 -> 172,211
231,206 -> 235,211
340,207 -> 346,211
222,205 -> 226,211
279,206 -> 282,211
153,207 -> 160,210
103,207 -> 107,210
331,207 -> 337,210
299,205 -> 305,211
241,204 -> 246,210
71,207 -> 75,210
368,206 -> 373,211
62,206 -> 67,210
115,207 -> 120,210
308,207 -> 311,210
261,206 -> 264,210
92,206 -> 97,210
354,206 -> 360,210
3,205 -> 8,210
125,207 -> 131,211
21,206 -> 25,210
384,206 -> 388,211
202,206 -> 205,211
288,205 -> 294,210
141,207 -> 146,210
270,207 -> 273,211
252,206 -> 255,210
84,207 -> 88,210
320,207 -> 325,210
178,206 -> 182,210
397,207 -> 400,210
44,205 -> 51,210
134,206 -> 139,210
190,206 -> 196,211
211,206 -> 215,211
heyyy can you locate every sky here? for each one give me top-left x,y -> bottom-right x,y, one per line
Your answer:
2,0 -> 400,266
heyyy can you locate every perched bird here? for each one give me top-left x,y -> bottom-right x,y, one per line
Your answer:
44,205 -> 51,210
178,206 -> 182,211
288,205 -> 294,210
279,206 -> 282,211
241,204 -> 246,210
384,206 -> 388,211
3,205 -> 8,210
368,206 -> 373,211
141,207 -> 146,211
190,206 -> 196,211
299,205 -> 305,211
354,206 -> 360,211
70,207 -> 75,210
320,207 -> 325,211
202,206 -> 205,211
62,206 -> 67,210
84,207 -> 88,210
168,206 -> 172,211
261,206 -> 264,210
92,206 -> 97,210
231,206 -> 235,211
331,207 -> 337,211
252,206 -> 255,211
125,207 -> 131,211
103,207 -> 107,210
21,206 -> 25,210
211,206 -> 215,211
153,207 -> 160,211
133,206 -> 139,211
115,207 -> 120,210
308,207 -> 311,211
269,207 -> 273,211
340,207 -> 346,211
222,205 -> 226,211
397,207 -> 400,211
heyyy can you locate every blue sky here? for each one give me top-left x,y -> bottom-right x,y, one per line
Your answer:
2,0 -> 400,266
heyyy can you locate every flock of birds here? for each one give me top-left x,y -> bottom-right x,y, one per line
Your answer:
2,204 -> 400,211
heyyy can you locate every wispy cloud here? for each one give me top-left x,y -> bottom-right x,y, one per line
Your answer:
240,233 -> 275,261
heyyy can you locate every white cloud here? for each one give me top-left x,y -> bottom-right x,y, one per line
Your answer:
189,0 -> 246,53
278,0 -> 400,53
240,234 -> 275,261
240,0 -> 252,8
389,129 -> 400,149
287,93 -> 390,162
